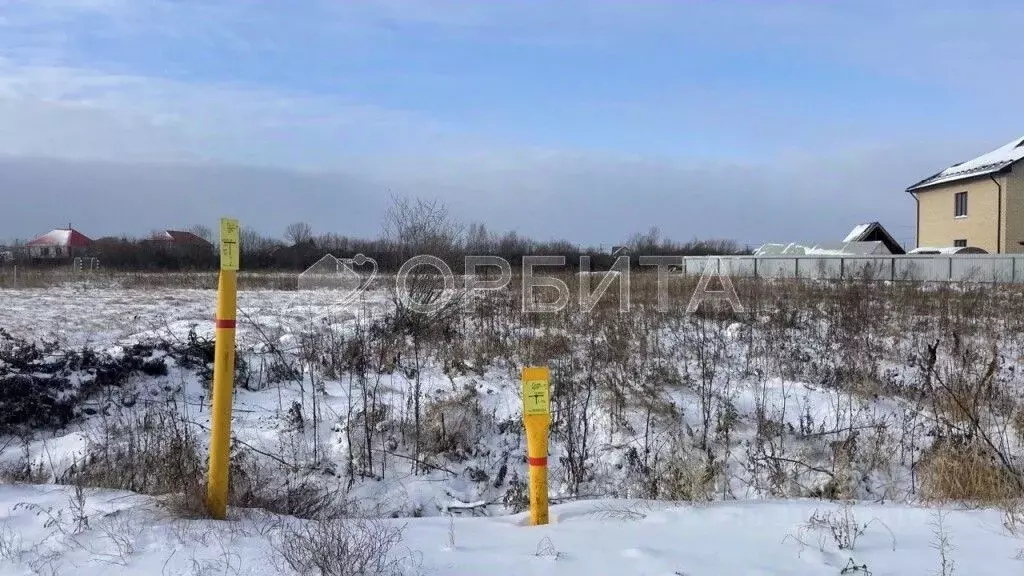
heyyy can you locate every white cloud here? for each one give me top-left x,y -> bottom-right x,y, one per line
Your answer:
0,0 -> 1017,247
0,56 -> 477,167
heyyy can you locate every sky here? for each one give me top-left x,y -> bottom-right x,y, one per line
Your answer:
1,0 -> 1022,249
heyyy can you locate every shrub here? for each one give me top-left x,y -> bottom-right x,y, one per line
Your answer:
72,403 -> 204,497
0,330 -> 172,434
173,327 -> 251,390
919,441 -> 1021,504
274,518 -> 406,576
421,390 -> 485,461
652,449 -> 717,502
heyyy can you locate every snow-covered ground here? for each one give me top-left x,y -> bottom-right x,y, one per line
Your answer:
2,283 -> 1023,574
1,483 -> 1020,575
0,286 -> 387,350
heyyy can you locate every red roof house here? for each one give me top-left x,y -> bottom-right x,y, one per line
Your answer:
26,227 -> 93,259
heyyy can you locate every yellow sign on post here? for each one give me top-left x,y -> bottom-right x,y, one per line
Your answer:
207,218 -> 240,519
522,366 -> 551,526
219,218 -> 240,271
523,377 -> 550,416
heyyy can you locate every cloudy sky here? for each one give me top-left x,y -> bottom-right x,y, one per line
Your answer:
1,0 -> 1022,248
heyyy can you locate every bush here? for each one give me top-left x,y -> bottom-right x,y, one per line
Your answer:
173,327 -> 251,390
502,476 -> 529,513
227,447 -> 352,520
919,441 -> 1021,504
72,403 -> 204,497
421,390 -> 485,461
651,449 -> 717,502
0,330 -> 171,434
274,518 -> 406,576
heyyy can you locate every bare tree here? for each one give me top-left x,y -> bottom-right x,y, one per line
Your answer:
185,224 -> 213,243
240,226 -> 283,262
379,196 -> 467,472
382,195 -> 463,259
285,222 -> 314,246
465,222 -> 493,253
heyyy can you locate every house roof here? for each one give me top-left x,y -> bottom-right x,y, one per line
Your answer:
843,224 -> 872,243
757,222 -> 904,256
842,221 -> 905,254
26,228 -> 93,247
907,136 -> 1024,191
151,230 -> 212,245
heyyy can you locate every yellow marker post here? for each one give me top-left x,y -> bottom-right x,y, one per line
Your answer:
522,366 -> 551,526
206,217 -> 240,519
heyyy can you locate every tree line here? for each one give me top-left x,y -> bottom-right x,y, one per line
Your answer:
9,197 -> 749,271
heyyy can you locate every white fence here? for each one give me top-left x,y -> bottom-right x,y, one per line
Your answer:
682,254 -> 1024,284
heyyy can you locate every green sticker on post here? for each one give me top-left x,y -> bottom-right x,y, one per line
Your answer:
522,367 -> 550,416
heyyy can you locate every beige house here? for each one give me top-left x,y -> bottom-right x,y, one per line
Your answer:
907,136 -> 1024,253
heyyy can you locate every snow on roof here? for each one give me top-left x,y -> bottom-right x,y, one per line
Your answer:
843,223 -> 871,243
753,241 -> 890,256
908,246 -> 988,255
26,228 -> 93,247
908,136 -> 1024,191
151,230 -> 211,244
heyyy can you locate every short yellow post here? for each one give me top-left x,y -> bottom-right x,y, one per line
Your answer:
206,217 -> 240,519
522,366 -> 551,526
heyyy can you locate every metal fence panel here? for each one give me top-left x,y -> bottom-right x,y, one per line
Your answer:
949,256 -> 1014,283
840,257 -> 890,281
797,257 -> 842,280
680,254 -> 1024,284
728,257 -> 757,278
893,257 -> 947,282
757,257 -> 797,279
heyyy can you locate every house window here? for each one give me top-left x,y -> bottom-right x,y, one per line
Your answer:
954,191 -> 968,217
954,239 -> 967,247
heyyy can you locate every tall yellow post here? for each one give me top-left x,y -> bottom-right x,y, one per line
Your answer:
206,217 -> 240,519
522,366 -> 551,526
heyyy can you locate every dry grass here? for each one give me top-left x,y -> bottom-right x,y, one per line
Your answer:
1001,499 -> 1024,537
919,442 -> 1021,505
73,403 -> 204,498
0,267 -> 309,290
7,265 -> 1024,514
651,448 -> 718,502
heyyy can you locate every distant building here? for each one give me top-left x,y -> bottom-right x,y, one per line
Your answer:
840,221 -> 906,254
144,229 -> 215,268
754,241 -> 892,256
149,230 -> 213,249
25,227 -> 93,259
907,136 -> 1024,253
754,222 -> 904,256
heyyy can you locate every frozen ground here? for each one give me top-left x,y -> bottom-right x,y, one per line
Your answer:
0,483 -> 1020,576
2,284 -> 1023,574
0,286 -> 388,350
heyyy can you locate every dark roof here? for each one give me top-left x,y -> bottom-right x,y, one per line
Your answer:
151,230 -> 212,245
907,136 -> 1024,192
842,222 -> 905,255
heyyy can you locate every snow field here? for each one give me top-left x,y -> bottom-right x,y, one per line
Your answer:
1,484 -> 1022,575
3,282 -> 1024,574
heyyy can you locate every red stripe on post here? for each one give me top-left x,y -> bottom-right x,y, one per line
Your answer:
215,319 -> 236,329
527,456 -> 547,467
